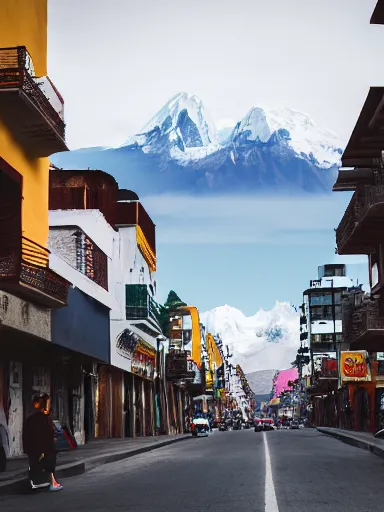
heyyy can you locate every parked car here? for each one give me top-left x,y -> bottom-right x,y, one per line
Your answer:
290,420 -> 300,430
254,418 -> 275,432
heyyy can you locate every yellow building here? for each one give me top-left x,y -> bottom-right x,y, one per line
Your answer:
0,0 -> 68,307
205,333 -> 224,392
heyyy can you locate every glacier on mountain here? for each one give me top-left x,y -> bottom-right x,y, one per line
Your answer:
231,106 -> 342,170
200,302 -> 300,374
122,92 -> 221,164
51,92 -> 342,195
119,92 -> 342,170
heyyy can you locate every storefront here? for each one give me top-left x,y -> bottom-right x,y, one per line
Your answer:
131,339 -> 156,437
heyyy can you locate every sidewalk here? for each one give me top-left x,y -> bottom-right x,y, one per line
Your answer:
317,427 -> 384,459
0,434 -> 190,495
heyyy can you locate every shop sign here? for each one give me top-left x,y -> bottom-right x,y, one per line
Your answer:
132,341 -> 156,380
340,351 -> 371,383
319,358 -> 338,379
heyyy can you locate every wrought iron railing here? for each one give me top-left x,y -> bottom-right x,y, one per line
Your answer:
0,46 -> 65,138
75,230 -> 108,291
0,235 -> 69,305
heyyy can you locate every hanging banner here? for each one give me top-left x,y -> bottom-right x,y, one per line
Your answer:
340,351 -> 371,383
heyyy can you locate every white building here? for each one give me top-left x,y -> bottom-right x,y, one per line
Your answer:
303,264 -> 355,364
48,169 -> 164,438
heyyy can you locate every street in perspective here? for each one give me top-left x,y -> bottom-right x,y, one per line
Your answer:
2,0 -> 384,510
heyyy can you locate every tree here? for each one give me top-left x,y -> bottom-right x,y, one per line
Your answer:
165,290 -> 187,309
158,290 -> 187,338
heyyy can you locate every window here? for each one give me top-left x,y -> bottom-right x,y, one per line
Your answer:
310,305 -> 342,321
334,292 -> 342,305
323,265 -> 345,277
310,293 -> 332,306
371,252 -> 379,288
311,334 -> 341,344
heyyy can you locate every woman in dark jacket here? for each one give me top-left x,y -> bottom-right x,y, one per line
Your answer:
23,394 -> 63,491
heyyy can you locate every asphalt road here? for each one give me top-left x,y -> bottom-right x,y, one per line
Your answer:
1,429 -> 384,511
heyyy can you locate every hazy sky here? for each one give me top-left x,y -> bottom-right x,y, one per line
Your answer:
48,0 -> 384,150
46,0 -> 375,316
148,194 -> 369,314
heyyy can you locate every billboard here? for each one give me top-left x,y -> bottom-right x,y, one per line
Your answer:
340,351 -> 371,383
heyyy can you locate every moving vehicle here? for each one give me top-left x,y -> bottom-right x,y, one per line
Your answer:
232,418 -> 242,430
191,417 -> 210,437
290,420 -> 300,430
254,418 -> 275,432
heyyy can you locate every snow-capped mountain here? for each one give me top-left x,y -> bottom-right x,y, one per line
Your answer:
51,92 -> 342,195
246,369 -> 277,397
231,106 -> 342,170
122,93 -> 221,163
200,302 -> 300,375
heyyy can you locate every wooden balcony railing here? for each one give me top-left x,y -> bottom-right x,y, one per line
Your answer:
0,46 -> 66,156
336,175 -> 384,254
342,293 -> 384,350
335,193 -> 358,253
165,350 -> 195,380
0,236 -> 69,307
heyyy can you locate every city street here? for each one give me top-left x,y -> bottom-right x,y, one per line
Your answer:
1,429 -> 384,511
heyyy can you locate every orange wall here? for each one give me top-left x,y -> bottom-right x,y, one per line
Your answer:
0,0 -> 47,76
0,0 -> 49,247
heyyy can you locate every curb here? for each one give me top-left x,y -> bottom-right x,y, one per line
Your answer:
316,427 -> 384,460
0,435 -> 190,497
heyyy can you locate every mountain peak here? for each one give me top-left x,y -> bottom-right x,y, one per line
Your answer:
232,105 -> 342,168
200,302 -> 300,373
121,92 -> 220,162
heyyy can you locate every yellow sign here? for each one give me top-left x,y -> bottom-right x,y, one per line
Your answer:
340,351 -> 371,382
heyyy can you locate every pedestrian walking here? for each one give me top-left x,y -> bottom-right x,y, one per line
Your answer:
23,393 -> 63,492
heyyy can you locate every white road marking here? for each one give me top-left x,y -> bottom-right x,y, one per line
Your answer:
263,432 -> 279,512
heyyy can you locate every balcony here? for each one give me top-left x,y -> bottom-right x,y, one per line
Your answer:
166,350 -> 195,380
0,236 -> 70,308
343,295 -> 384,351
125,284 -> 161,330
0,46 -> 67,157
336,182 -> 384,255
116,202 -> 156,260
